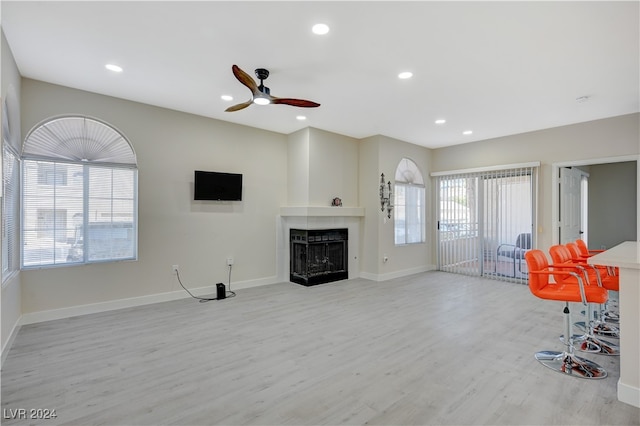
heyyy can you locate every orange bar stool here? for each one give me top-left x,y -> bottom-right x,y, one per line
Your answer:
550,244 -> 620,342
525,250 -> 608,378
575,238 -> 605,257
575,239 -> 620,322
549,244 -> 620,341
574,239 -> 620,288
567,242 -> 619,324
548,245 -> 619,355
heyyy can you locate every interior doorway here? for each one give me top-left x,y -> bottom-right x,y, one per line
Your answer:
553,156 -> 639,247
558,166 -> 589,244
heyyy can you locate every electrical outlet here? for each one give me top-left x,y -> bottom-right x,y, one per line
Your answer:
171,264 -> 179,274
226,257 -> 234,266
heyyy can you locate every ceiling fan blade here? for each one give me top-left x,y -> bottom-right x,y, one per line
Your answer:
231,64 -> 259,94
225,100 -> 253,112
271,97 -> 320,108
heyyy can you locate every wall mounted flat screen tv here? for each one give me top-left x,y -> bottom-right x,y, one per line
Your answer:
194,170 -> 243,201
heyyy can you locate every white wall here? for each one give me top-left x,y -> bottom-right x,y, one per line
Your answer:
286,127 -> 359,207
20,79 -> 288,315
359,135 -> 433,280
307,128 -> 359,207
431,113 -> 640,257
287,128 -> 310,206
358,137 -> 381,276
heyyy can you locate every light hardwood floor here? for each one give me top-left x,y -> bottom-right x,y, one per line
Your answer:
2,271 -> 639,425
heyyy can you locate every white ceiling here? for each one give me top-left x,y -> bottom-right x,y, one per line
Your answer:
2,1 -> 638,149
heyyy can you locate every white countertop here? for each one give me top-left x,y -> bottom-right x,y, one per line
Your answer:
588,241 -> 640,270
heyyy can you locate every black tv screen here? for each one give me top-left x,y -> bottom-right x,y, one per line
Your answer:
194,171 -> 243,201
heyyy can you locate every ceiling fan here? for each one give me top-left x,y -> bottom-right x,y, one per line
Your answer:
225,65 -> 320,112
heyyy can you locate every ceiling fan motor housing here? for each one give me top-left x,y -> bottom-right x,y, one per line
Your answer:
255,68 -> 271,94
255,68 -> 269,81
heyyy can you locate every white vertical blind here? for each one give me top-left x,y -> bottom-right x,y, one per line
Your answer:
436,165 -> 537,283
437,173 -> 479,276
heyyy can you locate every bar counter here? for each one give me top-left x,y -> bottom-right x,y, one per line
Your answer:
588,241 -> 640,408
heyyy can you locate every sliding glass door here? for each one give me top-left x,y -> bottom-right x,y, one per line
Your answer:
435,165 -> 537,283
437,175 -> 480,276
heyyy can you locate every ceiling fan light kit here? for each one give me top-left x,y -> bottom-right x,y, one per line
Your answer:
225,65 -> 320,112
253,96 -> 270,105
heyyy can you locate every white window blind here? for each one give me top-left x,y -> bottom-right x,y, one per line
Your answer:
394,158 -> 425,245
395,183 -> 425,244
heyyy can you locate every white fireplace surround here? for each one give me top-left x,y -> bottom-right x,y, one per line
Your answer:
277,207 -> 365,283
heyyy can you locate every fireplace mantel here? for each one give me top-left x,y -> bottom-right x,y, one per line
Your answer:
280,206 -> 365,217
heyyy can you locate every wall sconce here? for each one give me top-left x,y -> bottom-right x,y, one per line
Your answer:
379,173 -> 393,220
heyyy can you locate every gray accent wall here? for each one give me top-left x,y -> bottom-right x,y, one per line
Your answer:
588,161 -> 637,249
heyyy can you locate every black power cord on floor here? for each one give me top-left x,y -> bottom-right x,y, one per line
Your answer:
227,264 -> 237,298
176,266 -> 236,303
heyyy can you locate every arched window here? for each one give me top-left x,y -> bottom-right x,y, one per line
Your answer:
21,116 -> 138,267
394,158 -> 425,245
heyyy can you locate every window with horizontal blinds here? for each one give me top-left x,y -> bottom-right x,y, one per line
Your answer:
2,145 -> 20,280
394,158 -> 425,245
435,164 -> 537,283
395,183 -> 425,244
21,116 -> 137,268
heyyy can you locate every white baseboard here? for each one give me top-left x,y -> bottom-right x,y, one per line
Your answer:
229,275 -> 279,291
360,265 -> 436,282
20,275 -> 280,326
618,379 -> 640,408
1,320 -> 21,367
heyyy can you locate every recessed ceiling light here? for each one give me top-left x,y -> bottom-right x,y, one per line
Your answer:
435,119 -> 446,125
221,95 -> 233,101
296,115 -> 307,121
105,64 -> 123,73
312,23 -> 330,35
398,71 -> 413,79
463,130 -> 473,135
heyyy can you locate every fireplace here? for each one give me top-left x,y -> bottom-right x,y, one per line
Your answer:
290,228 -> 348,286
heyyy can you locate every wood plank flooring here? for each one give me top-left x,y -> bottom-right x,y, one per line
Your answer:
2,271 -> 639,425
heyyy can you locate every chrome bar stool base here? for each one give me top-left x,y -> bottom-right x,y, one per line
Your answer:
569,334 -> 620,355
575,320 -> 620,338
565,302 -> 620,355
535,351 -> 607,379
602,310 -> 620,323
561,334 -> 600,353
539,303 -> 608,378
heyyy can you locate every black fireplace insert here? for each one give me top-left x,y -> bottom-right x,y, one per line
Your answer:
290,228 -> 348,286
